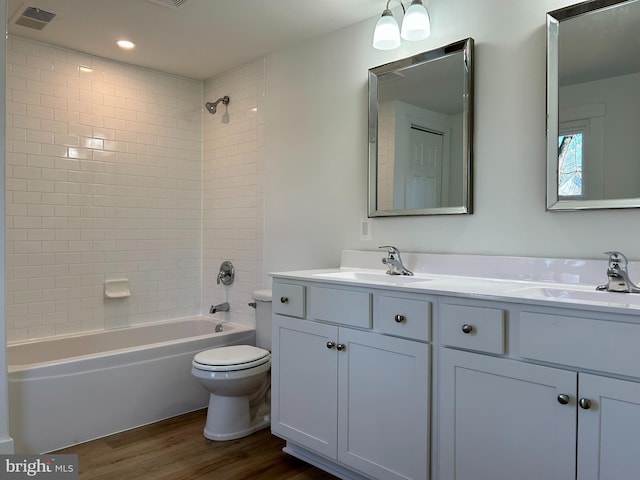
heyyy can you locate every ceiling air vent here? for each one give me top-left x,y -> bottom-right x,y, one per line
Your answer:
14,6 -> 56,30
146,0 -> 191,8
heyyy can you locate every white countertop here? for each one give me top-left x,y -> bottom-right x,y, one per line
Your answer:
271,250 -> 640,316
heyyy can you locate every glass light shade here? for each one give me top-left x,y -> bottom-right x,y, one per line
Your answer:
401,1 -> 431,41
373,11 -> 401,50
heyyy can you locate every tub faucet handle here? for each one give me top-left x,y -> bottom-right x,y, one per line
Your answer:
217,261 -> 235,285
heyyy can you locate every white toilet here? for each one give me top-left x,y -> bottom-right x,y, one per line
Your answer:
191,290 -> 272,441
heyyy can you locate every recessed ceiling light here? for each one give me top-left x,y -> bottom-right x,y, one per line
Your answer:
116,40 -> 135,50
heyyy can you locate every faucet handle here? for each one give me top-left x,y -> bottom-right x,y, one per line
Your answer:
379,245 -> 399,257
604,251 -> 629,269
217,260 -> 235,286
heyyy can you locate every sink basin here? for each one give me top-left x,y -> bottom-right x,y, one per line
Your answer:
507,286 -> 640,307
312,270 -> 432,285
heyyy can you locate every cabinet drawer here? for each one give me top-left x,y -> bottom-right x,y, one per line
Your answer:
440,304 -> 505,354
309,286 -> 371,328
375,295 -> 431,341
519,312 -> 640,378
272,282 -> 305,318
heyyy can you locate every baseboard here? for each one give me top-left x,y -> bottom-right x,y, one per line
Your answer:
282,443 -> 370,480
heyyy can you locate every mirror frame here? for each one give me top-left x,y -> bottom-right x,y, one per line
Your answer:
368,38 -> 474,217
546,0 -> 640,211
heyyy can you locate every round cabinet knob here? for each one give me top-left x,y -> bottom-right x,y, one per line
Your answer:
280,296 -> 289,304
579,398 -> 592,410
557,394 -> 570,405
326,341 -> 336,349
394,314 -> 406,323
336,343 -> 346,351
461,324 -> 473,334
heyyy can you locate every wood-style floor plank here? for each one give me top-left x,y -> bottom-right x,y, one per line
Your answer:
55,410 -> 337,480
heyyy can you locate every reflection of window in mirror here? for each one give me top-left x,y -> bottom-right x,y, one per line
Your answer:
558,128 -> 584,199
558,104 -> 604,200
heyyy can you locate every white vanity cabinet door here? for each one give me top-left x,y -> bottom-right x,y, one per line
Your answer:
271,315 -> 339,458
272,308 -> 430,480
578,373 -> 640,480
337,328 -> 429,480
439,348 -> 577,480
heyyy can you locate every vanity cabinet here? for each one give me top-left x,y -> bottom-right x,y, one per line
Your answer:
438,300 -> 640,480
271,251 -> 640,480
271,281 -> 430,480
439,348 -> 577,479
577,373 -> 640,480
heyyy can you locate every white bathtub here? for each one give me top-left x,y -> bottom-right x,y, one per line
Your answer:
7,316 -> 255,453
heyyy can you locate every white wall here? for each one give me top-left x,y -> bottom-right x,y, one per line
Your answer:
202,60 -> 266,329
264,0 -> 640,282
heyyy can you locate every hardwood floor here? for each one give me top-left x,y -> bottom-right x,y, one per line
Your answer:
55,410 -> 337,480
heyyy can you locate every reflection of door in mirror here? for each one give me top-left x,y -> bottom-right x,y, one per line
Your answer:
378,100 -> 455,210
405,127 -> 443,209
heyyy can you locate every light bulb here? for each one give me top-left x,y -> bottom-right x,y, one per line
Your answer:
373,10 -> 401,50
401,0 -> 431,41
116,39 -> 135,50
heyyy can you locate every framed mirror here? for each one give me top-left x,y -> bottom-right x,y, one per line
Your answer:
368,38 -> 474,217
546,0 -> 640,210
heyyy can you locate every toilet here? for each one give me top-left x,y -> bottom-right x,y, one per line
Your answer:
191,290 -> 272,441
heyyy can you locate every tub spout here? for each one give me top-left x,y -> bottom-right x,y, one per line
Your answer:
210,302 -> 230,314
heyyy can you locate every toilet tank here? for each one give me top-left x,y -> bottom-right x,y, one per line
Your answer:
252,289 -> 272,350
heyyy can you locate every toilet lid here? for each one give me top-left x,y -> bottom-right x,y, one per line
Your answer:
193,345 -> 270,372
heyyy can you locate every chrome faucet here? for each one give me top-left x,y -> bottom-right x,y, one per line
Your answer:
210,302 -> 230,314
596,251 -> 640,293
379,245 -> 413,276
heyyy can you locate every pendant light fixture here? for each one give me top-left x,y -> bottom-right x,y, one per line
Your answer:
372,0 -> 431,50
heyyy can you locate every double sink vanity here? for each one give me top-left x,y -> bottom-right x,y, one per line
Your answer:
270,249 -> 640,480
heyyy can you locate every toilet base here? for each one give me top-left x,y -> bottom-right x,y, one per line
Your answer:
203,394 -> 271,441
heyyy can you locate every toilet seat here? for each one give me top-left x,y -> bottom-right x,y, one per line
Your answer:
192,345 -> 271,372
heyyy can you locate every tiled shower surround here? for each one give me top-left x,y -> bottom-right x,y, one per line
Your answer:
5,36 -> 265,342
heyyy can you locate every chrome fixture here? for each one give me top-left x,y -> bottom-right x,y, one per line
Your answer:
205,96 -> 230,114
373,0 -> 430,50
215,323 -> 224,333
379,245 -> 413,276
217,260 -> 235,285
596,251 -> 640,293
210,302 -> 230,314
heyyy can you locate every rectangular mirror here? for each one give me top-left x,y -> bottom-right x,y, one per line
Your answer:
546,0 -> 640,210
368,38 -> 474,217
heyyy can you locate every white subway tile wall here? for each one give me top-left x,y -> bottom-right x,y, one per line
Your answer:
202,60 -> 266,330
6,37 -> 207,342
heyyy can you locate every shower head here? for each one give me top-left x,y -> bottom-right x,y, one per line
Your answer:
205,95 -> 230,114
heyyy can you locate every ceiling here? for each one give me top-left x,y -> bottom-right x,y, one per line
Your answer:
7,0 -> 383,80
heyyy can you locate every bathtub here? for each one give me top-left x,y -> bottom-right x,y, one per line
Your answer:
7,316 -> 255,453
